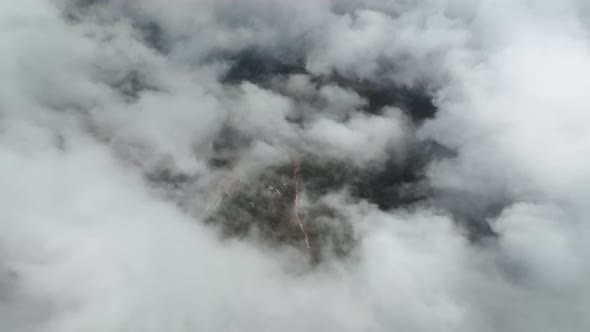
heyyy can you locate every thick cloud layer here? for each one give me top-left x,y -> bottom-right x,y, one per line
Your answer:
1,0 -> 590,331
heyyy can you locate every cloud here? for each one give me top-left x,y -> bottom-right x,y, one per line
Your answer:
1,0 -> 589,331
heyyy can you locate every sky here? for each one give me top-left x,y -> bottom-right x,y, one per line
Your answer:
1,0 -> 590,331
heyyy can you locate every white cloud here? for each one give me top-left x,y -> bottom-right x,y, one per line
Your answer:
1,1 -> 590,331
